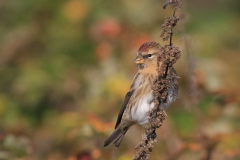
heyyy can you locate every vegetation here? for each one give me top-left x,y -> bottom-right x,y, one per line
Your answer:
0,0 -> 240,159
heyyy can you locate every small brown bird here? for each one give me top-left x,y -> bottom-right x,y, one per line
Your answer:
104,41 -> 178,148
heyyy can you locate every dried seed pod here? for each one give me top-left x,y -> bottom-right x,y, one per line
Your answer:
133,1 -> 182,159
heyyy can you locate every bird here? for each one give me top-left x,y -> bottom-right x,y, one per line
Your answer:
103,41 -> 178,148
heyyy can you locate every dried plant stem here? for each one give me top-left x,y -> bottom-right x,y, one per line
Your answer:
133,1 -> 182,160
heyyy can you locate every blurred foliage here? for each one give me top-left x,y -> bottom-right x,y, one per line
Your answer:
0,0 -> 240,160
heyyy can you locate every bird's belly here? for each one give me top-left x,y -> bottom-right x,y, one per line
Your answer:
131,94 -> 155,125
130,86 -> 177,125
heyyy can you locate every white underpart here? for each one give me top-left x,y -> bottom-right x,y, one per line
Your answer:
131,87 -> 177,125
131,93 -> 155,125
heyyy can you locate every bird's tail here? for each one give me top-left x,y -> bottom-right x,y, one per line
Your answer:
104,127 -> 129,148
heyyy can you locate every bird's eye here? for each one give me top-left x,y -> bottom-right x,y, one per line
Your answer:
148,54 -> 152,57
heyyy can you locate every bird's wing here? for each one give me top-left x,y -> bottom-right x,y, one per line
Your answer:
160,66 -> 179,109
114,73 -> 140,129
114,90 -> 134,129
169,66 -> 179,99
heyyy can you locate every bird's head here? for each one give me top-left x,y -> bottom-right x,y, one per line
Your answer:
135,41 -> 161,75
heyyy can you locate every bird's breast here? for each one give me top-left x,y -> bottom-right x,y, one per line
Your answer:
130,92 -> 155,125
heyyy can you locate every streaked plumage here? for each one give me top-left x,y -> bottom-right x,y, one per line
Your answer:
104,41 -> 178,148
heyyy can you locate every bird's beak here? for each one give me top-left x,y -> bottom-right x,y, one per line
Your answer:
135,57 -> 144,64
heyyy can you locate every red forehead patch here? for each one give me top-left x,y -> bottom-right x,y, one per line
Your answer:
138,41 -> 160,52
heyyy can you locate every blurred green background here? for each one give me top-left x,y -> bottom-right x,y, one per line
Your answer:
0,0 -> 240,160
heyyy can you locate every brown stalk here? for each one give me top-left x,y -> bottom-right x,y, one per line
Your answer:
132,1 -> 183,159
